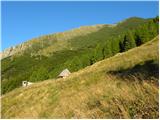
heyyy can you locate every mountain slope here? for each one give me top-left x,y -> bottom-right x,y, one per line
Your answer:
2,36 -> 159,119
2,17 -> 158,94
1,17 -> 146,59
2,24 -> 106,59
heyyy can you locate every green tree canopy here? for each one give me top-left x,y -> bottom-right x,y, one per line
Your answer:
123,31 -> 136,51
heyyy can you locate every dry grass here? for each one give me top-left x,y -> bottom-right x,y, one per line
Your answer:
1,36 -> 159,118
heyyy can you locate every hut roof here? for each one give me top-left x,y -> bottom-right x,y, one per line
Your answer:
58,69 -> 71,77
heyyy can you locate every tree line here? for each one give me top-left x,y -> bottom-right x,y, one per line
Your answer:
63,17 -> 159,71
2,16 -> 158,94
30,16 -> 159,81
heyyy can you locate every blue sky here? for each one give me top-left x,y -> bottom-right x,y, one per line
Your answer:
2,1 -> 158,50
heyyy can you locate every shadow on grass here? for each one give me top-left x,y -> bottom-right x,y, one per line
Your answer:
108,60 -> 159,85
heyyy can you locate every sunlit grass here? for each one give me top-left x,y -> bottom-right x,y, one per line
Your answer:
1,36 -> 159,118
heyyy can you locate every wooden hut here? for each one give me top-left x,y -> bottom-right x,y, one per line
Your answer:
58,69 -> 71,78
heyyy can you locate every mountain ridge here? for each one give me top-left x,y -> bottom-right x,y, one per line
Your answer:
1,17 -> 145,59
1,24 -> 107,59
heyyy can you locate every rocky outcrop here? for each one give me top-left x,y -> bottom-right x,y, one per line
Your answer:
1,24 -> 108,59
1,43 -> 32,59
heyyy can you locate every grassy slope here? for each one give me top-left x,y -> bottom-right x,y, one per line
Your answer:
2,36 -> 159,119
2,17 -> 150,94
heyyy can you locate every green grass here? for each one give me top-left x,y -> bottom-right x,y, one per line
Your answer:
1,36 -> 159,118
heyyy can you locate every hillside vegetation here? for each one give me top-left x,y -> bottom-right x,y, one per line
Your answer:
2,36 -> 159,119
1,16 -> 159,94
1,24 -> 105,59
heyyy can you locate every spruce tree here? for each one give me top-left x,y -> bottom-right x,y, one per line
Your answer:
94,44 -> 103,61
71,56 -> 83,71
153,16 -> 159,24
140,25 -> 150,43
123,31 -> 136,51
102,40 -> 112,58
81,54 -> 90,67
147,20 -> 159,39
135,30 -> 142,46
111,38 -> 120,55
119,40 -> 125,52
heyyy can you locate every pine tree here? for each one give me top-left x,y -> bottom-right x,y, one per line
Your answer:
94,44 -> 103,61
153,16 -> 159,24
90,56 -> 96,65
30,67 -> 49,82
123,32 -> 136,51
147,20 -> 159,39
102,40 -> 112,58
119,40 -> 125,52
134,30 -> 142,46
111,38 -> 120,54
81,54 -> 90,67
71,56 -> 83,71
139,25 -> 150,43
